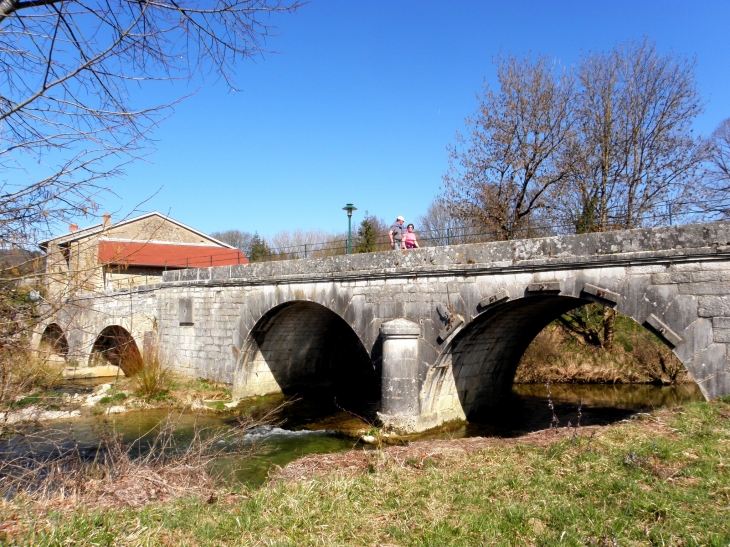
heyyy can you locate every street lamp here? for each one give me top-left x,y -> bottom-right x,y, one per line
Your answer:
342,203 -> 357,254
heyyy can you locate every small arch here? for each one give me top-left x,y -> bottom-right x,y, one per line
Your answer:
90,325 -> 141,375
235,301 -> 377,413
40,323 -> 69,360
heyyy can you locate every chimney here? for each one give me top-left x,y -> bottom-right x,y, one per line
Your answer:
102,213 -> 111,229
69,223 -> 78,233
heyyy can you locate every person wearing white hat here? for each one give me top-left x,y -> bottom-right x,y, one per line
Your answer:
389,216 -> 405,250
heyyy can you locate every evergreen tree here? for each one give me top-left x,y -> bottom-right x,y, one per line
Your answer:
354,217 -> 378,253
248,233 -> 272,263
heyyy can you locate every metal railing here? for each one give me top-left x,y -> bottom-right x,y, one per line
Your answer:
167,198 -> 730,266
53,199 -> 717,278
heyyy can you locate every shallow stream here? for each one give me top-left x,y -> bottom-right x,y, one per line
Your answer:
2,382 -> 704,487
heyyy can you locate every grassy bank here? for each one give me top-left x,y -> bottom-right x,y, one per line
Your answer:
2,398 -> 728,545
0,350 -> 235,419
516,314 -> 688,385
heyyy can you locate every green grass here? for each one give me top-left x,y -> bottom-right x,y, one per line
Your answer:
98,392 -> 128,405
4,400 -> 730,546
11,390 -> 63,409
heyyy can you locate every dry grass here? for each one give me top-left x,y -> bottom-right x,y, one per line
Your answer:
269,428 -> 591,483
0,349 -> 64,406
130,351 -> 172,400
0,410 -> 270,510
516,322 -> 689,385
0,398 -> 293,512
0,350 -> 66,438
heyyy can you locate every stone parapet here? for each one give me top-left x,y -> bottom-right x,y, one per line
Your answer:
162,222 -> 730,287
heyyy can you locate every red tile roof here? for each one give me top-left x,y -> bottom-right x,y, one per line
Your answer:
98,241 -> 248,268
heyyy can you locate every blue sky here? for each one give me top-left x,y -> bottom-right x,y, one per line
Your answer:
102,0 -> 730,239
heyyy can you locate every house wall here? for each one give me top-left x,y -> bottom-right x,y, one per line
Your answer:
42,215 -> 229,297
103,217 -> 222,245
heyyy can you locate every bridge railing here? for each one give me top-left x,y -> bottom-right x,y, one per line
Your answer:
171,197 -> 730,267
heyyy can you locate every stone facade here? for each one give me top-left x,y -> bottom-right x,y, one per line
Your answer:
42,221 -> 730,433
40,212 -> 235,297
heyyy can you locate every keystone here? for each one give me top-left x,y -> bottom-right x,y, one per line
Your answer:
582,283 -> 620,304
477,288 -> 510,311
527,281 -> 561,293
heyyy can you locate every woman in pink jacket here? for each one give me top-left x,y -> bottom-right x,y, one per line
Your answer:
403,224 -> 420,249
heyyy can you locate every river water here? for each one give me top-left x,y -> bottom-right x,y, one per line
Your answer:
1,382 -> 704,487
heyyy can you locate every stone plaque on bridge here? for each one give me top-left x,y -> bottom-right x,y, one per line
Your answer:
178,297 -> 193,326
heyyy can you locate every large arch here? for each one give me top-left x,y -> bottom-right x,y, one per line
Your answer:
39,323 -> 69,360
418,292 -> 692,427
233,301 -> 376,409
90,325 -> 142,375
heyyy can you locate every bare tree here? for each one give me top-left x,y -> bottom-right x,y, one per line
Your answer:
559,40 -> 707,349
442,55 -> 575,240
416,200 -> 465,246
0,0 -> 300,416
703,118 -> 730,217
709,118 -> 730,185
555,39 -> 707,232
210,229 -> 255,257
0,0 -> 300,249
269,229 -> 342,259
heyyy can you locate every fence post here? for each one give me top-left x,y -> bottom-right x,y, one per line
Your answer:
304,244 -> 308,259
446,228 -> 451,246
668,203 -> 673,226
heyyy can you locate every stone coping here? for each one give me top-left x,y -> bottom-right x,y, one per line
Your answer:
153,222 -> 730,288
89,222 -> 730,294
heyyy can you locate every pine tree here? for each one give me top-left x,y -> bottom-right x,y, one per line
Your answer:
248,233 -> 271,263
354,217 -> 378,253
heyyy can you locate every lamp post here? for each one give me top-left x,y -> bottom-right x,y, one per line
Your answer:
342,203 -> 357,254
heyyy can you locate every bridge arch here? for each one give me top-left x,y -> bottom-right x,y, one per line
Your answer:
39,323 -> 69,360
418,289 -> 693,429
90,325 -> 142,375
233,300 -> 376,406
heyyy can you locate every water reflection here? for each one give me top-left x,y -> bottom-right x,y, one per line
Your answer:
447,383 -> 704,439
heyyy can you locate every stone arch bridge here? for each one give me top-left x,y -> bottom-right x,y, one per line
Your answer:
41,222 -> 730,433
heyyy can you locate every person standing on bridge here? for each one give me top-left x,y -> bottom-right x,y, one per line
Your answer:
389,216 -> 405,250
403,223 -> 420,249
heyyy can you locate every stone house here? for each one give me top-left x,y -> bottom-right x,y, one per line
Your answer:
39,212 -> 247,297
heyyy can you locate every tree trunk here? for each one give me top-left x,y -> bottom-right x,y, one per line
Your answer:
603,307 -> 615,350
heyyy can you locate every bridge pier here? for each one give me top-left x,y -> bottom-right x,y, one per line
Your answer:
377,319 -> 422,433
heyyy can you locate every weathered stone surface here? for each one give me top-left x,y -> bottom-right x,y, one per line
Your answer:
582,283 -> 620,304
663,295 -> 699,334
698,297 -> 730,318
645,314 -> 683,347
691,271 -> 730,282
713,317 -> 730,329
678,282 -> 730,295
652,272 -> 691,284
712,329 -> 730,343
477,288 -> 510,310
527,281 -> 561,292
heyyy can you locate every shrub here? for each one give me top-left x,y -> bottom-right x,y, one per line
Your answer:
129,351 -> 172,400
0,349 -> 64,408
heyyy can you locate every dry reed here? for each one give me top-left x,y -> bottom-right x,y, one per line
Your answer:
0,408 -> 280,509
